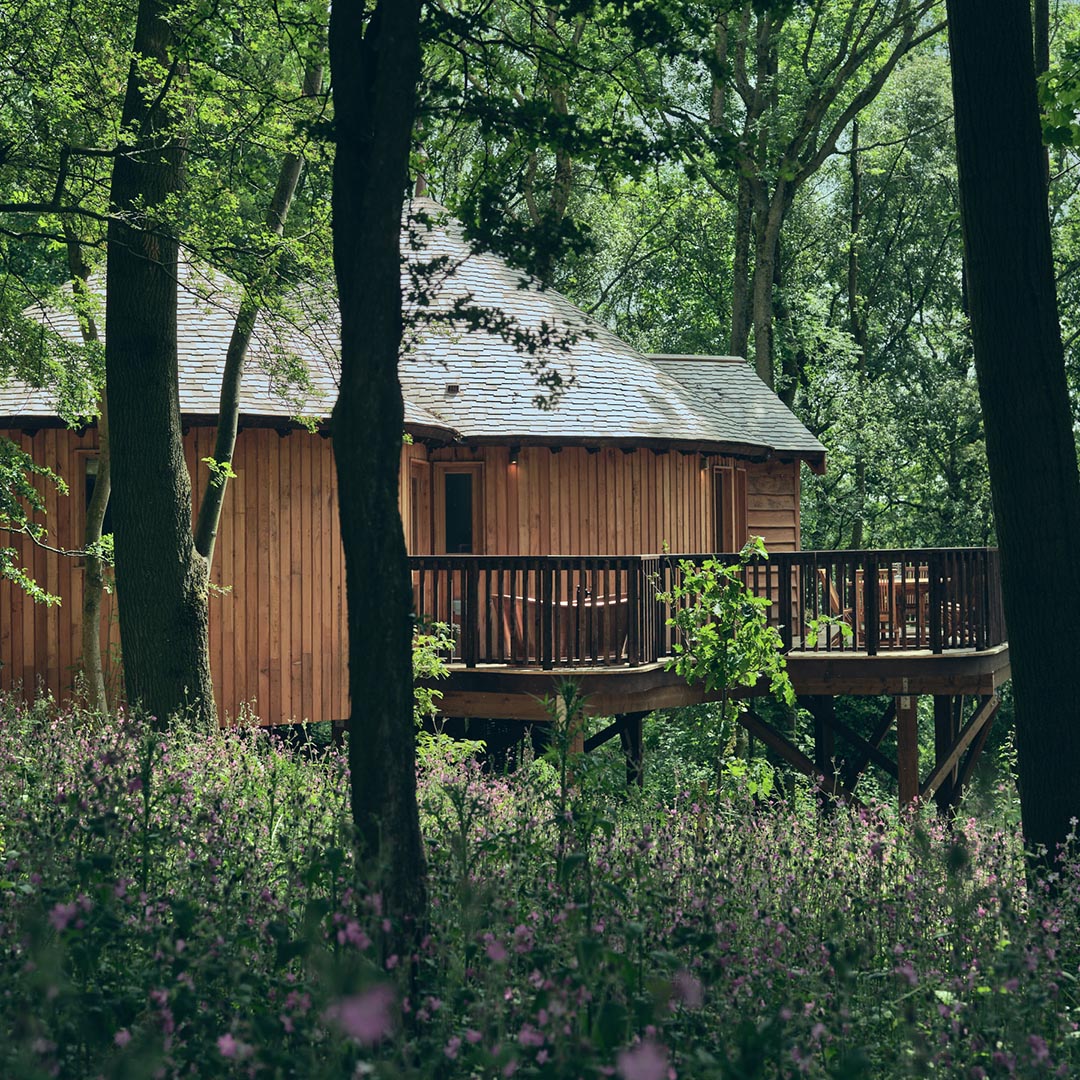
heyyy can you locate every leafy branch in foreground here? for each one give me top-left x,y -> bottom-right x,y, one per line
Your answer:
0,436 -> 67,604
657,537 -> 795,792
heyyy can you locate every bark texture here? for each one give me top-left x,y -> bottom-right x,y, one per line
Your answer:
106,0 -> 215,727
947,0 -> 1080,859
329,0 -> 427,931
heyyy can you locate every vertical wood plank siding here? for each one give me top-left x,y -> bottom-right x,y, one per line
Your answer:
0,426 -> 351,726
409,445 -> 799,557
1,428 -> 799,723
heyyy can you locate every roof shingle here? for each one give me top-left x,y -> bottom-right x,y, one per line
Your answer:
0,198 -> 824,464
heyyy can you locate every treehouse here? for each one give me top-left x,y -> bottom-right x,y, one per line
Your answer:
0,199 -> 1009,809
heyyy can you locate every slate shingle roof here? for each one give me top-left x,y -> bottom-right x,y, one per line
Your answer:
650,355 -> 826,458
0,262 -> 456,440
0,197 -> 824,465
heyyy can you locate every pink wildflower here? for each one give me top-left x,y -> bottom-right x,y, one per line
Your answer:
617,1040 -> 668,1080
48,901 -> 78,932
518,1024 -> 545,1048
114,1029 -> 132,1049
337,920 -> 372,950
217,1033 -> 252,1060
672,970 -> 704,1009
326,984 -> 396,1045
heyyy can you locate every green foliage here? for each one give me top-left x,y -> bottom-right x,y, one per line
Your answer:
656,538 -> 795,799
0,436 -> 66,604
412,621 -> 455,728
414,621 -> 485,765
659,537 -> 794,706
5,692 -> 1080,1078
199,456 -> 238,488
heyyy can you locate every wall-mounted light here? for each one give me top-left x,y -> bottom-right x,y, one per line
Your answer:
508,446 -> 520,465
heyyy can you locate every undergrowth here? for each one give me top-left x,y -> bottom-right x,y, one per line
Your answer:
0,691 -> 1077,1078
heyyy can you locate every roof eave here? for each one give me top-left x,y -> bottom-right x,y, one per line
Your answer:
453,433 -> 774,460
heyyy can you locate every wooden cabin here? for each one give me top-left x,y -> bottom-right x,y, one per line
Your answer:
0,198 -> 1010,809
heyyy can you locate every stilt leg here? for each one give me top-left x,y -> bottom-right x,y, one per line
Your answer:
933,695 -> 959,815
617,712 -> 645,787
806,695 -> 836,782
896,694 -> 920,807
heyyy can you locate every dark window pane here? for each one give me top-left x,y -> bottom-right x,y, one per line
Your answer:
444,472 -> 473,553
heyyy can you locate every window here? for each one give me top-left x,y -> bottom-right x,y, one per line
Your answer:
433,463 -> 484,555
444,472 -> 473,553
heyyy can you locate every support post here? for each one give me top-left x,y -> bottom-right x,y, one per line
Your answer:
617,712 -> 645,787
896,692 -> 920,807
801,695 -> 836,783
804,694 -> 837,809
933,694 -> 960,814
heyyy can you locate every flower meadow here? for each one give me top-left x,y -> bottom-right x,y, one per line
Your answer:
1,694 -> 1079,1079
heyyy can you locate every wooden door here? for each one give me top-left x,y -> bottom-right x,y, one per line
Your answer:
407,459 -> 432,555
713,465 -> 748,553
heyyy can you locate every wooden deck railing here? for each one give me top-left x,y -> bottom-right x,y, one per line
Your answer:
409,548 -> 1006,669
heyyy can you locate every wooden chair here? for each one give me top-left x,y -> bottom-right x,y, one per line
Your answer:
851,569 -> 896,648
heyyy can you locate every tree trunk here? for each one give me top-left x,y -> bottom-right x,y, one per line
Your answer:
947,0 -> 1080,862
772,232 -> 801,410
329,0 -> 427,934
81,398 -> 111,713
106,0 -> 215,727
750,183 -> 786,387
729,175 -> 753,359
65,230 -> 110,714
193,62 -> 324,569
1034,0 -> 1050,190
848,119 -> 868,549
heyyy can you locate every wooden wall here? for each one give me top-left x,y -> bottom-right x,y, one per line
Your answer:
1,425 -> 348,727
401,443 -> 801,557
2,427 -> 801,725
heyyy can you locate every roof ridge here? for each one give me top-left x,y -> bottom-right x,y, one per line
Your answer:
648,353 -> 747,364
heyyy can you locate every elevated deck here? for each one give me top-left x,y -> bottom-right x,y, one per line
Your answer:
411,549 -> 1010,808
412,547 -> 1007,699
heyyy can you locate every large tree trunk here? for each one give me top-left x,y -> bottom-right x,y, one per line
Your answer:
947,0 -> 1080,861
1034,0 -> 1050,189
329,0 -> 427,934
750,183 -> 786,387
106,0 -> 215,727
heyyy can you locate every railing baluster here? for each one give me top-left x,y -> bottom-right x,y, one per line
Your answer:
541,564 -> 553,670
778,555 -> 793,652
405,547 -> 1005,673
464,562 -> 479,667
